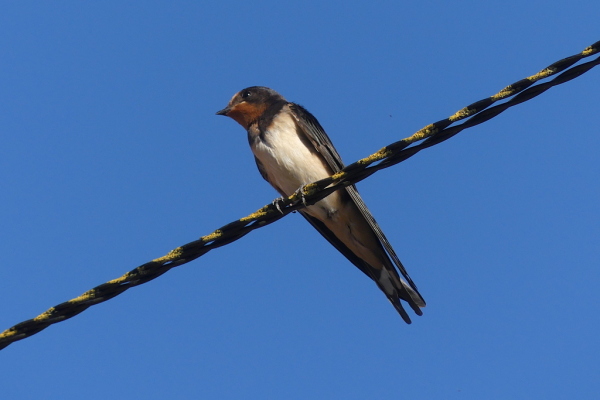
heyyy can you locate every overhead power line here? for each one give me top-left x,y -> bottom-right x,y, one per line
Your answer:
1,40 -> 598,351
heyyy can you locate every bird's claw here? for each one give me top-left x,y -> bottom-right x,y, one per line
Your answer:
272,185 -> 309,215
272,197 -> 285,214
295,184 -> 309,207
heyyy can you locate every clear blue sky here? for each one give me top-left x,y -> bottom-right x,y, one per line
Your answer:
1,2 -> 599,399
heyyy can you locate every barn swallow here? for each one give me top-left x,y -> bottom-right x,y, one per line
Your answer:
216,86 -> 425,323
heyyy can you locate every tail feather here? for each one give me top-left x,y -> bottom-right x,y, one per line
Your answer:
372,268 -> 424,323
401,279 -> 425,315
388,296 -> 412,324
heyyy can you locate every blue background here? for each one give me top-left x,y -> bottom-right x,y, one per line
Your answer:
1,2 -> 599,399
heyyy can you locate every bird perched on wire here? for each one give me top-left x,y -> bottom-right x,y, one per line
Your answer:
216,86 -> 425,323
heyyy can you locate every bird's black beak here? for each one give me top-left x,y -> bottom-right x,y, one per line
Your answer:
215,107 -> 230,116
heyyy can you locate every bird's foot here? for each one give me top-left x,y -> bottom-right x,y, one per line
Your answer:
294,184 -> 309,207
272,197 -> 286,214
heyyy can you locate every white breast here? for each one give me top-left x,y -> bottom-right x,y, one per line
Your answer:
252,110 -> 341,219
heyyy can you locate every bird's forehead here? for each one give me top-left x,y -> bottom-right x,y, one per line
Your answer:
227,91 -> 242,106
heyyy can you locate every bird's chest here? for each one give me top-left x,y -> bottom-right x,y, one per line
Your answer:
250,115 -> 332,197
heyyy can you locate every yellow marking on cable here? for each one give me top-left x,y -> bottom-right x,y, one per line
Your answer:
201,231 -> 223,243
240,210 -> 267,222
527,67 -> 556,82
153,247 -> 184,263
406,124 -> 438,143
34,308 -> 56,321
68,290 -> 97,304
106,273 -> 132,285
449,107 -> 475,122
0,328 -> 18,339
582,45 -> 597,56
359,147 -> 392,165
492,86 -> 516,100
331,171 -> 346,181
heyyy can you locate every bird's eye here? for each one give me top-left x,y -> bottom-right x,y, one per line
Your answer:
241,90 -> 252,99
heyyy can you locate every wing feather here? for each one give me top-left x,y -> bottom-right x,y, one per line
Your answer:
289,103 -> 425,308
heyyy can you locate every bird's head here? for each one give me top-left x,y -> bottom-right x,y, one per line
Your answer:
216,86 -> 285,129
